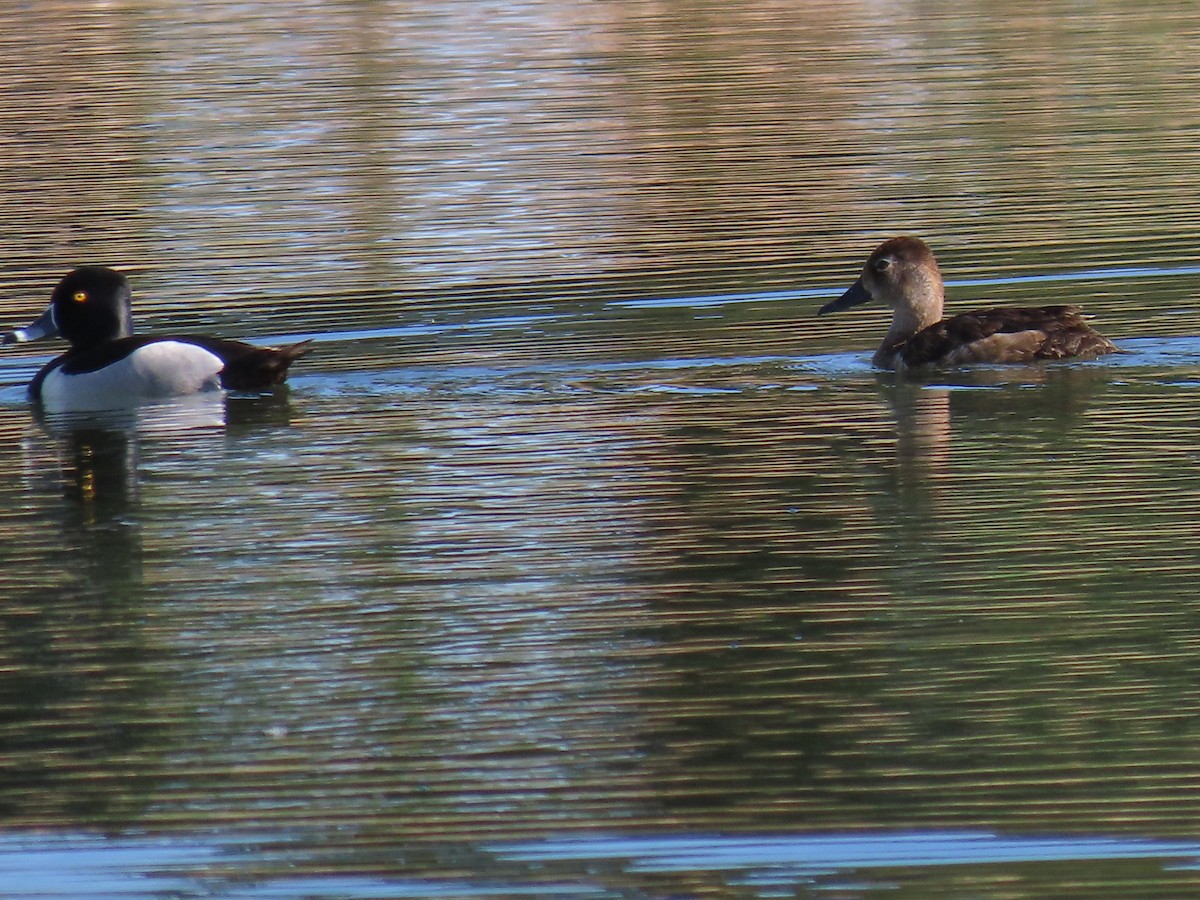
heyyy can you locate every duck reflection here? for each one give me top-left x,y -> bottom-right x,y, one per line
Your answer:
626,364 -> 1117,829
879,364 -> 1113,516
0,415 -> 152,826
889,382 -> 951,501
0,392 -> 295,828
56,424 -> 143,591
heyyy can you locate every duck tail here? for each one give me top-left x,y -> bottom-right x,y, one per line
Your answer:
219,339 -> 314,391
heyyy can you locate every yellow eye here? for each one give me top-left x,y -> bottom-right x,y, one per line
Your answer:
72,290 -> 88,304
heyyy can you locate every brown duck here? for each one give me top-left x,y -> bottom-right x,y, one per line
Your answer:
820,236 -> 1118,371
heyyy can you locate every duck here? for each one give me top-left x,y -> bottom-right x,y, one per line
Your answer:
819,236 -> 1118,371
2,266 -> 312,411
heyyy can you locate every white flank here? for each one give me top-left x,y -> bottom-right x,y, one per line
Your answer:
40,341 -> 225,412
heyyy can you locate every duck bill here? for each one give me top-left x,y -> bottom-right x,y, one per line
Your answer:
2,305 -> 58,345
818,278 -> 872,315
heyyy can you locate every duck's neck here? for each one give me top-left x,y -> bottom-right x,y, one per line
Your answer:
873,275 -> 945,368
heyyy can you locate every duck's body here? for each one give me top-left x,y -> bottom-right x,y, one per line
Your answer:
820,237 -> 1117,372
4,266 -> 310,411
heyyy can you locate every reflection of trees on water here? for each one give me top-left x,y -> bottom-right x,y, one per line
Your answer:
0,362 -> 1191,872
0,396 -> 293,829
0,419 -> 156,827
627,369 -> 1200,834
5,0 -> 1192,355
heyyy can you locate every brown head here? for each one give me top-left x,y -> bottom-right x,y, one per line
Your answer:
820,236 -> 945,323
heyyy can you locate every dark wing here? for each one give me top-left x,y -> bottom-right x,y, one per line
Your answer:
184,337 -> 313,391
897,305 -> 1116,367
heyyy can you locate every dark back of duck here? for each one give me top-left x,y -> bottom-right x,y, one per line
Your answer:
190,337 -> 313,391
898,305 -> 1117,368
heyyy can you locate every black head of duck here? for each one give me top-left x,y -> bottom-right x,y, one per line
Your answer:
819,236 -> 1118,371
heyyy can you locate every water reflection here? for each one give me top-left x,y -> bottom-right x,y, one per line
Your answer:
877,365 -> 1115,523
0,419 -> 152,827
0,394 -> 301,829
580,363 -> 1200,842
1,348 -> 1200,891
4,0 -> 1200,895
499,831 -> 1200,891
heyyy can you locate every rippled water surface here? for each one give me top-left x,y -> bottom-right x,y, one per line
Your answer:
3,1 -> 1200,897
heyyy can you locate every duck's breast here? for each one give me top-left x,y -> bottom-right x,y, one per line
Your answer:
40,340 -> 224,411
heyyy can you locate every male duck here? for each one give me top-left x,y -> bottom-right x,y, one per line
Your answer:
819,236 -> 1118,371
3,266 -> 311,411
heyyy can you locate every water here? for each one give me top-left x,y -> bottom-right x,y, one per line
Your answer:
2,1 -> 1200,897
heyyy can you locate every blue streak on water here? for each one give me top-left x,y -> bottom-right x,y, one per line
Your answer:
6,264 -> 1196,358
260,265 -> 1200,349
0,833 -> 600,899
610,264 -> 1200,311
495,830 -> 1200,875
